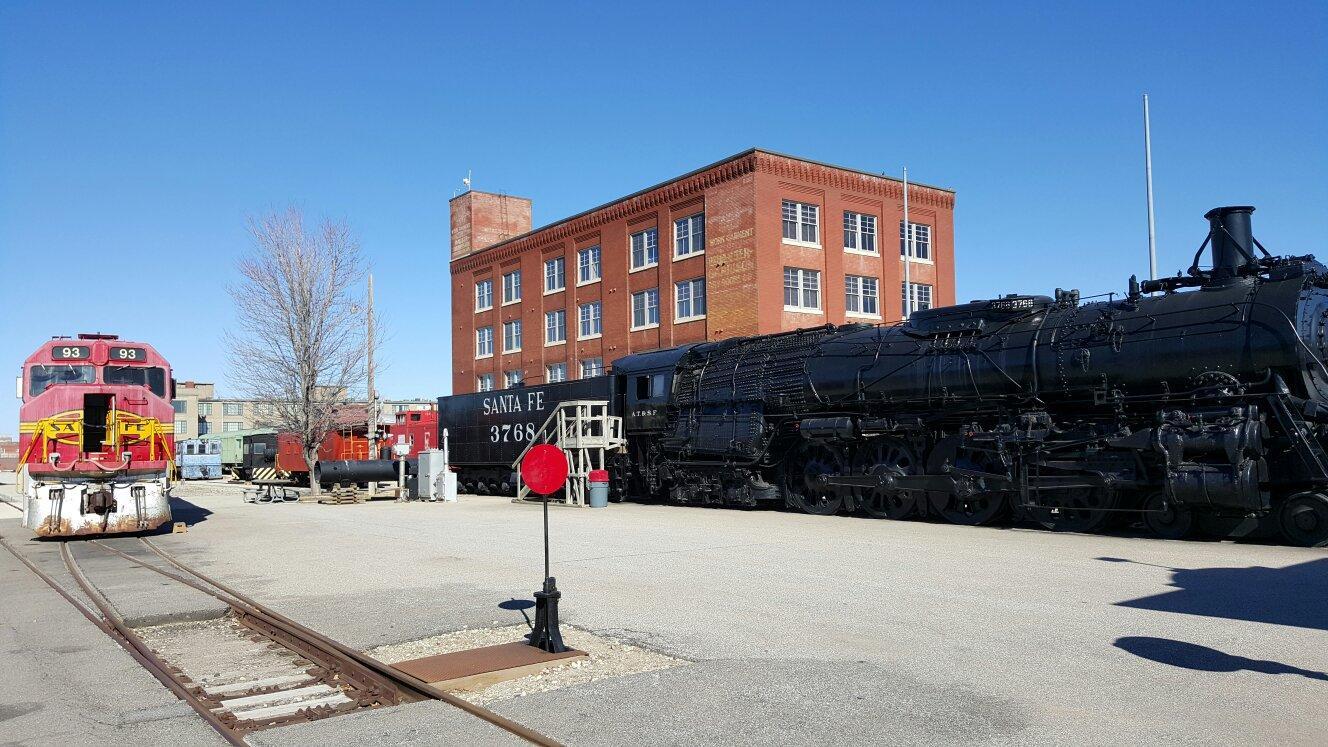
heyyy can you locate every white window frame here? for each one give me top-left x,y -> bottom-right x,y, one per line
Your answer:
845,275 -> 880,318
629,227 -> 659,272
502,270 -> 522,305
580,357 -> 604,378
781,199 -> 820,247
546,363 -> 567,383
544,257 -> 566,294
631,288 -> 660,330
675,277 -> 707,323
900,221 -> 933,263
223,421 -> 242,433
477,373 -> 495,392
475,278 -> 493,311
783,267 -> 822,313
902,282 -> 934,317
544,309 -> 567,346
577,245 -> 601,286
504,369 -> 524,388
673,213 -> 705,259
222,402 -> 243,416
844,211 -> 878,255
502,319 -> 522,353
174,420 -> 187,435
578,301 -> 602,339
475,326 -> 494,359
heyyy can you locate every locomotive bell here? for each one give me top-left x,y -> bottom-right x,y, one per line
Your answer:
1205,205 -> 1256,276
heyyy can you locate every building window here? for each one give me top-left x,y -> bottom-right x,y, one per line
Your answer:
675,278 -> 707,321
902,282 -> 934,316
674,213 -> 704,258
545,309 -> 567,345
544,257 -> 565,293
502,270 -> 522,304
845,275 -> 879,316
782,200 -> 819,245
580,357 -> 604,378
198,402 -> 212,416
503,320 -> 522,352
222,402 -> 243,416
579,301 -> 602,338
477,373 -> 495,392
630,227 -> 658,270
172,400 -> 186,414
631,288 -> 660,329
475,279 -> 493,311
784,267 -> 821,310
223,422 -> 242,432
546,363 -> 567,383
504,370 -> 524,388
578,245 -> 601,284
844,212 -> 877,253
476,326 -> 494,358
175,420 -> 187,435
900,221 -> 932,260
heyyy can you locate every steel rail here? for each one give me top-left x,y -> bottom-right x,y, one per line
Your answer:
56,541 -> 248,746
120,537 -> 563,747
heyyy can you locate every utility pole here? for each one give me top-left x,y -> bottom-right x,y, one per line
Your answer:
902,166 -> 913,319
1143,94 -> 1158,281
366,273 -> 378,456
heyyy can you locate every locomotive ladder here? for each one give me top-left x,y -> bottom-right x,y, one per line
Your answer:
512,400 -> 626,506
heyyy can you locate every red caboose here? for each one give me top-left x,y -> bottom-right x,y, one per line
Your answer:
388,408 -> 438,457
16,334 -> 175,535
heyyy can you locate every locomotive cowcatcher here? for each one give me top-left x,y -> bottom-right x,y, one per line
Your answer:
16,334 -> 175,536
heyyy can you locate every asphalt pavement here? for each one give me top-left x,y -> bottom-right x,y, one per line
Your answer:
1,477 -> 1325,745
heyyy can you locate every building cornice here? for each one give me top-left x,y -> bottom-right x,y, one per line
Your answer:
452,148 -> 954,273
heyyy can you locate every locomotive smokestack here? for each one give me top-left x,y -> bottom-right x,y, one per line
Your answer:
1205,205 -> 1256,276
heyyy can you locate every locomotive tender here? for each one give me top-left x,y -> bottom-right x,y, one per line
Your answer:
16,334 -> 176,536
440,206 -> 1328,546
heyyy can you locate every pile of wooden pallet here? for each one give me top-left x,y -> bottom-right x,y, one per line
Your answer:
317,485 -> 363,505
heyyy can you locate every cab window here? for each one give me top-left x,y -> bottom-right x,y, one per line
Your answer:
104,366 -> 167,397
634,374 -> 667,400
28,365 -> 95,396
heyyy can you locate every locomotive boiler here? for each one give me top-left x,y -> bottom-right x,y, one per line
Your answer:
614,206 -> 1328,546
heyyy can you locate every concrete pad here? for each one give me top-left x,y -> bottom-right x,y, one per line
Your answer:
155,484 -> 1328,744
66,537 -> 231,626
0,517 -> 227,746
245,700 -> 526,747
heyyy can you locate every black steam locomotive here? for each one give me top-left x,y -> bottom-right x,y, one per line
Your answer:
442,207 -> 1328,547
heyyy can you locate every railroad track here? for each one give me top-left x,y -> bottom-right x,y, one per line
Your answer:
0,531 -> 559,746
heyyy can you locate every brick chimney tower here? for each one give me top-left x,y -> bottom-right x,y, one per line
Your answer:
449,190 -> 533,261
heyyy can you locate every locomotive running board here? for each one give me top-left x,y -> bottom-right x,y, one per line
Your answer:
817,472 -> 1111,492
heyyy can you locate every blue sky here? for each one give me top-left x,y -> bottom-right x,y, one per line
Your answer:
2,1 -> 1325,431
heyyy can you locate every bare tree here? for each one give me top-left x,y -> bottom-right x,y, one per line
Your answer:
227,207 -> 369,494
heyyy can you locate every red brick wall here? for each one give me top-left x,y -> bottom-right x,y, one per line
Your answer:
449,150 -> 955,394
449,191 -> 532,261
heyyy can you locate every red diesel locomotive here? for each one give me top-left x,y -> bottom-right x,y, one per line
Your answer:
16,334 -> 175,536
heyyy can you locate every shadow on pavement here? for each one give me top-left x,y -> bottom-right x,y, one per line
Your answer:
1115,636 -> 1328,681
499,597 -> 535,629
1103,556 -> 1328,631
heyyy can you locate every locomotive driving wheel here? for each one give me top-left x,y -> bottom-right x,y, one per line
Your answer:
1278,492 -> 1328,548
1025,486 -> 1117,533
925,439 -> 1012,526
784,442 -> 846,516
1141,492 -> 1193,540
852,438 -> 919,520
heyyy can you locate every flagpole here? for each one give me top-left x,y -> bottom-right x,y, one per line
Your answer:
1144,94 -> 1158,281
902,166 -> 913,318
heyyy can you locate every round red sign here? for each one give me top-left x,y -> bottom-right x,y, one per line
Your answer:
521,444 -> 570,496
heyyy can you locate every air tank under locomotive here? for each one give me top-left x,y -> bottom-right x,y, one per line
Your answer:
630,206 -> 1328,546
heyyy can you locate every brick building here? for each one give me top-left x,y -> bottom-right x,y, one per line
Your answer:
449,148 -> 955,394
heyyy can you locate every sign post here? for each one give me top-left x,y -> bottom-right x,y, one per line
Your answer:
519,444 -> 570,653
